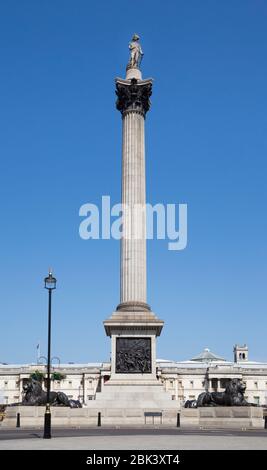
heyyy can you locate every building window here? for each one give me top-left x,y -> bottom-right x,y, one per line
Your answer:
189,395 -> 195,400
253,396 -> 260,405
254,382 -> 258,389
87,395 -> 94,400
171,395 -> 176,400
190,381 -> 194,388
68,395 -> 73,399
211,379 -> 218,389
220,379 -> 230,389
170,380 -> 173,386
68,381 -> 72,387
4,381 -> 8,387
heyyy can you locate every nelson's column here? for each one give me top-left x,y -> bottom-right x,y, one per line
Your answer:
92,35 -> 177,423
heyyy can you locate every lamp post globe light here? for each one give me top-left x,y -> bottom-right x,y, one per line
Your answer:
43,269 -> 57,439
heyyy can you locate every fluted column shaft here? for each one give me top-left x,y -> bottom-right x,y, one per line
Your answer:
115,78 -> 152,312
120,110 -> 146,305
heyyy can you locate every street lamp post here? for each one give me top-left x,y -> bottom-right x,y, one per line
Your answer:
43,270 -> 57,439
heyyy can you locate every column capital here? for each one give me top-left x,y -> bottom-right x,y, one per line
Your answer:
115,78 -> 153,117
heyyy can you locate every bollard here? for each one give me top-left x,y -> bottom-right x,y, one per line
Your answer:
97,412 -> 101,427
176,412 -> 180,428
264,416 -> 267,429
16,412 -> 20,428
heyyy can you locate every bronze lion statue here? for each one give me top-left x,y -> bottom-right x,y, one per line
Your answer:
21,379 -> 82,408
185,378 -> 257,408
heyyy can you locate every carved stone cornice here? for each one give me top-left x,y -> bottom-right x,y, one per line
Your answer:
115,78 -> 153,117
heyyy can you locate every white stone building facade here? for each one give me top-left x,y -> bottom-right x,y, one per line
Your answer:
1,346 -> 267,407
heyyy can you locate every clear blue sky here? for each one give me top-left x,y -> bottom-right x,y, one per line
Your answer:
0,0 -> 266,364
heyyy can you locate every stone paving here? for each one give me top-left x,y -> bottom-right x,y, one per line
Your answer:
0,433 -> 266,450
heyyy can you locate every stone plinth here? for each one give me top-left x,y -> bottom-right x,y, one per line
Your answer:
1,406 -> 99,428
181,407 -> 264,429
104,309 -> 164,383
3,405 -> 263,429
1,395 -> 179,427
126,66 -> 142,80
86,383 -> 179,426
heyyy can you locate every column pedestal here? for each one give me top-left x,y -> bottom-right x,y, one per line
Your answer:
104,309 -> 163,384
